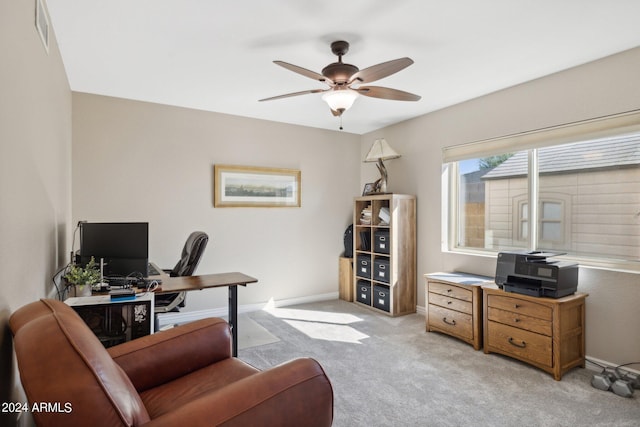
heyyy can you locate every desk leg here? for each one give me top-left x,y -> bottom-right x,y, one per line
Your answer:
229,285 -> 238,357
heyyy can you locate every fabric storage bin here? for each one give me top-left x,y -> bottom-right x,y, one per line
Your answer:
373,257 -> 390,283
356,254 -> 372,278
374,229 -> 390,254
373,285 -> 390,312
356,280 -> 372,305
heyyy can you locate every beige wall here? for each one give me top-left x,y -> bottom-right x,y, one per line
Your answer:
362,46 -> 640,365
71,94 -> 361,313
3,0 -> 640,408
0,0 -> 72,424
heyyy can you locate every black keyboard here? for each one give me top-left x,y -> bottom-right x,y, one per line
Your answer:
106,276 -> 137,288
107,276 -> 162,289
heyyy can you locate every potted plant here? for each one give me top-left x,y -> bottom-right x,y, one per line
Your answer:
64,256 -> 101,297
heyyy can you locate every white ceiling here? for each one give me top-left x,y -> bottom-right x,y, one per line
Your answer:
46,0 -> 640,135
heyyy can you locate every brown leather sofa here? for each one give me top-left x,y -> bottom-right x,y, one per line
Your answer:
10,299 -> 333,426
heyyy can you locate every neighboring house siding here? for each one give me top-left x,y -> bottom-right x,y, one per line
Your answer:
484,167 -> 640,258
570,167 -> 640,258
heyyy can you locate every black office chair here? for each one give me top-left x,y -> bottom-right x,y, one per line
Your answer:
154,231 -> 209,314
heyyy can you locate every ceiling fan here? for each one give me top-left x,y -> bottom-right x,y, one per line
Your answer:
259,40 -> 421,118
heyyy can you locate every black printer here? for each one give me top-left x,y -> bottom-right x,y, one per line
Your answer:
495,251 -> 578,298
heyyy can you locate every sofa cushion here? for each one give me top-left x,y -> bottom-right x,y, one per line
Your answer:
140,358 -> 259,418
10,299 -> 151,427
108,317 -> 232,392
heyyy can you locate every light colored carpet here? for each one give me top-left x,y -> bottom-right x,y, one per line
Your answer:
234,314 -> 280,350
215,313 -> 280,350
238,299 -> 640,427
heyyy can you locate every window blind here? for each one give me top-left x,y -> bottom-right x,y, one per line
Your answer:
442,109 -> 640,163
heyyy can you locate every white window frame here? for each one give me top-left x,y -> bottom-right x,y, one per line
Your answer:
442,109 -> 640,273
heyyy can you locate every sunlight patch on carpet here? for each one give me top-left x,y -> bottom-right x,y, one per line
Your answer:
282,319 -> 369,344
265,307 -> 369,344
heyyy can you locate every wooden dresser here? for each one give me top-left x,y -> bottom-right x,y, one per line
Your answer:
483,285 -> 588,380
425,272 -> 493,350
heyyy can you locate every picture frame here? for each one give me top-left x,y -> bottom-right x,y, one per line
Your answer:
35,0 -> 49,53
214,164 -> 301,207
362,182 -> 376,196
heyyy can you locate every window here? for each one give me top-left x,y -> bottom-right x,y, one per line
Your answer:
517,199 -> 528,241
518,199 -> 566,243
444,110 -> 640,270
539,201 -> 563,242
456,154 -> 527,252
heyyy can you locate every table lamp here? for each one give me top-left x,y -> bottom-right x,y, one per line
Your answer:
364,138 -> 401,193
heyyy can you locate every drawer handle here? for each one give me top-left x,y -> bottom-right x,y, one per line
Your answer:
443,317 -> 456,326
508,337 -> 526,348
447,289 -> 453,293
514,304 -> 521,309
447,301 -> 452,305
514,318 -> 520,323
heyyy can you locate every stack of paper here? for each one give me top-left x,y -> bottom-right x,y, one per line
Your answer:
359,204 -> 373,225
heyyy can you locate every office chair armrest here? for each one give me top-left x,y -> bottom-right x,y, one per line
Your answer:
108,317 -> 231,391
144,358 -> 334,427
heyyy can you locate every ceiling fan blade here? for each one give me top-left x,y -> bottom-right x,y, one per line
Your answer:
349,57 -> 414,84
259,89 -> 327,102
356,86 -> 421,101
273,61 -> 334,85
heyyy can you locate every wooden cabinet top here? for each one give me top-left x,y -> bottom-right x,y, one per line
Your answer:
425,271 -> 494,288
482,284 -> 588,304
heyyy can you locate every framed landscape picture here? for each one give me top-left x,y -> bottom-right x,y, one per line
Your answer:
214,164 -> 301,207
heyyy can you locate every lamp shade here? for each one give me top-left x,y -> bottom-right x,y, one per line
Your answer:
364,138 -> 401,162
322,89 -> 359,112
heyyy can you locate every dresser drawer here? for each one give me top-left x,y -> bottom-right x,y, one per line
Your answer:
487,294 -> 551,320
486,321 -> 552,368
483,287 -> 587,380
429,292 -> 472,314
428,304 -> 473,340
428,281 -> 472,302
487,307 -> 552,336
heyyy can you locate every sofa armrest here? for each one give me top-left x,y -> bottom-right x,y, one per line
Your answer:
108,317 -> 231,391
145,358 -> 334,427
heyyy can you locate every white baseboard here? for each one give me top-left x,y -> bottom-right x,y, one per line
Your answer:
585,355 -> 640,375
157,291 -> 338,328
159,295 -> 423,328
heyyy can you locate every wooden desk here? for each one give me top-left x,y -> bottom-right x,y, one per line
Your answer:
151,266 -> 258,357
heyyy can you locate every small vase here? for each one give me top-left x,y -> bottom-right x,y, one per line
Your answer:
71,285 -> 92,297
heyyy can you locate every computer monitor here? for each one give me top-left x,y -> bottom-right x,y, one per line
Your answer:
79,222 -> 149,277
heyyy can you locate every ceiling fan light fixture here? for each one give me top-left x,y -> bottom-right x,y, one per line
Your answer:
322,88 -> 359,112
262,40 -> 420,126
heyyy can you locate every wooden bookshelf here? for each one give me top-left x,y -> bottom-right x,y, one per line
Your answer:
353,194 -> 416,316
